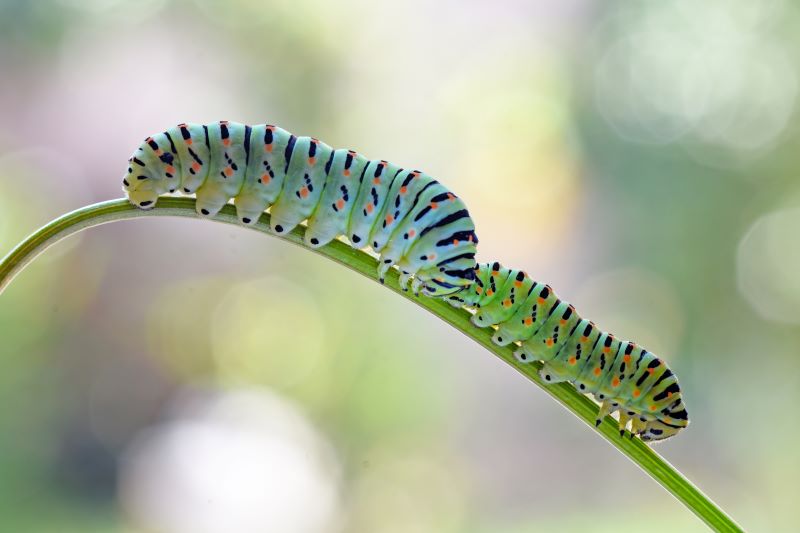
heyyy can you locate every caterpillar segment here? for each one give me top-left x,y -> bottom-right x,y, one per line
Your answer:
450,262 -> 689,442
122,121 -> 478,296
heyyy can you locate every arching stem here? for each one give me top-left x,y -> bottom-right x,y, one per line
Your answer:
0,197 -> 743,532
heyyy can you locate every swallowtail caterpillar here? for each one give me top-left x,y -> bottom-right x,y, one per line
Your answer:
447,263 -> 689,442
122,121 -> 688,442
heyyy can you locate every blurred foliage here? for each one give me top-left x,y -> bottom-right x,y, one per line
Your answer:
0,0 -> 798,531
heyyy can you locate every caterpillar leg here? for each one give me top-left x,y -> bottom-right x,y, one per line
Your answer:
618,411 -> 633,437
513,345 -> 535,364
491,330 -> 515,346
269,216 -> 301,236
194,185 -> 229,218
594,400 -> 617,427
234,195 -> 270,226
538,362 -> 571,384
303,228 -> 337,249
471,311 -> 490,327
377,257 -> 397,284
411,275 -> 425,295
631,416 -> 647,437
398,271 -> 413,292
235,209 -> 263,226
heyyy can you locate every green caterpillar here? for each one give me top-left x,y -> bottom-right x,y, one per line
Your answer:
122,121 -> 479,296
122,121 -> 688,442
448,262 -> 689,442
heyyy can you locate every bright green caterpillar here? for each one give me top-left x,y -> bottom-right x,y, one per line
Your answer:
448,262 -> 689,442
122,121 -> 688,442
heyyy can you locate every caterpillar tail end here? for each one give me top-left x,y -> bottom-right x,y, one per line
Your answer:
639,417 -> 689,443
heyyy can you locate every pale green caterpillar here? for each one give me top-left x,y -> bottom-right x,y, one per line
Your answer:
122,121 -> 688,442
122,121 -> 479,296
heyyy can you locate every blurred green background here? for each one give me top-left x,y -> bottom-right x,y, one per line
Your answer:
1,0 -> 798,531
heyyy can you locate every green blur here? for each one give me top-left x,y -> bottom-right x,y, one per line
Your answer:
0,0 -> 798,531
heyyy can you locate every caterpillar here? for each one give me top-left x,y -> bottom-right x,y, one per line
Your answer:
122,121 -> 479,296
122,121 -> 688,442
447,262 -> 689,442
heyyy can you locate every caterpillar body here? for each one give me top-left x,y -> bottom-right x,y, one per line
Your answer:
122,121 -> 479,296
447,262 -> 689,442
122,121 -> 688,442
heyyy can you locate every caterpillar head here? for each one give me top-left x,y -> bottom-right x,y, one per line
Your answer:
122,153 -> 162,210
123,182 -> 160,210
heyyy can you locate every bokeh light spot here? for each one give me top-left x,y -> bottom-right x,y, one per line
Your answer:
119,388 -> 341,533
211,277 -> 327,388
592,0 -> 798,163
737,207 -> 800,324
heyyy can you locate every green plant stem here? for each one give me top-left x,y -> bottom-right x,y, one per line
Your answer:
0,198 -> 743,532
